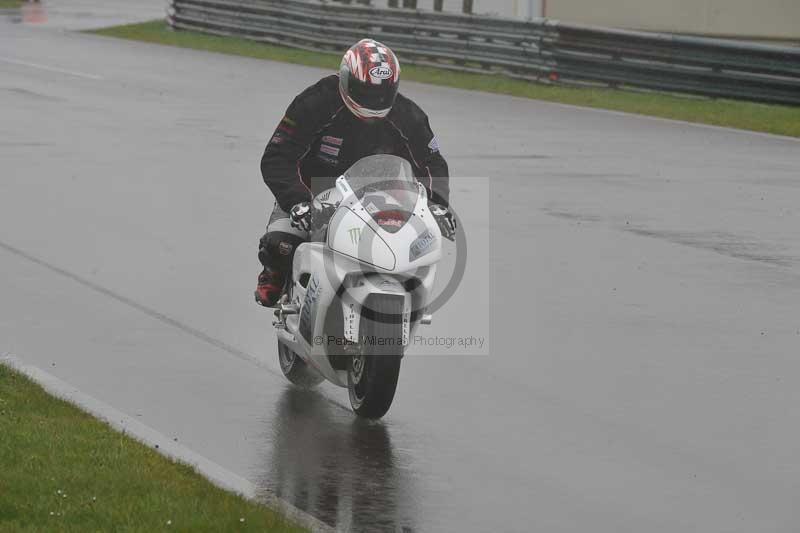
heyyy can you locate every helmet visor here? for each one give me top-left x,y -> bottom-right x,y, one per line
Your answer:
345,75 -> 398,113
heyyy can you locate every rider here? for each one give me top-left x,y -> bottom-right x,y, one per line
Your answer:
255,39 -> 457,307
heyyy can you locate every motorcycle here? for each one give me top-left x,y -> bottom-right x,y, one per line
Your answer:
272,154 -> 446,418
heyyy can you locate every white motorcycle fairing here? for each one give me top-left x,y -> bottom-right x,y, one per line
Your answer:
277,179 -> 441,384
273,154 -> 446,418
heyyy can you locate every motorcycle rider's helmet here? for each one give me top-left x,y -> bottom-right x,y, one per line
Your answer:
339,39 -> 400,120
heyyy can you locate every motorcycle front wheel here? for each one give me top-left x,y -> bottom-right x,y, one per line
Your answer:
348,293 -> 403,419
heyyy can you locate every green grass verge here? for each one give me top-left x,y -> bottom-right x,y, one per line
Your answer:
89,20 -> 800,138
0,0 -> 24,9
0,364 -> 307,533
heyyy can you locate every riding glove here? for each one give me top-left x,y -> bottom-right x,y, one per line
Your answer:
429,203 -> 457,240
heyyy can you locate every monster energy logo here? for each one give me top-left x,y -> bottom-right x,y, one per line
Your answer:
348,227 -> 361,245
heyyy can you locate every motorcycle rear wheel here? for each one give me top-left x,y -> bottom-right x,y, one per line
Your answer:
278,340 -> 324,389
348,294 -> 403,419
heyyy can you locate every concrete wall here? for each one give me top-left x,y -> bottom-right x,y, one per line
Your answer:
367,0 -> 542,19
367,0 -> 799,40
472,0 -> 542,19
543,0 -> 800,40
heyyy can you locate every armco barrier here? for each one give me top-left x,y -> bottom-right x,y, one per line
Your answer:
167,0 -> 800,105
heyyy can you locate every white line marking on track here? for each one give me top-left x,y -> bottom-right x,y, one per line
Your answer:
0,238 -> 271,373
0,57 -> 104,80
0,354 -> 334,533
0,238 -> 356,415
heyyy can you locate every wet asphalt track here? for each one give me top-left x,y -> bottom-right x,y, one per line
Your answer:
2,10 -> 800,532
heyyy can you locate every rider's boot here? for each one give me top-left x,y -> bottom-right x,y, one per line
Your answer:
255,229 -> 304,308
255,267 -> 285,308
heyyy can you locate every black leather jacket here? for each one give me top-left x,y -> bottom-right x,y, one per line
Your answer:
261,74 -> 450,212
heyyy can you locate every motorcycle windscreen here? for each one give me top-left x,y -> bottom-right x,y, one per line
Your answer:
342,155 -> 420,234
327,207 -> 397,271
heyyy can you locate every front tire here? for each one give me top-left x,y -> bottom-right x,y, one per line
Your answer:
348,294 -> 404,419
278,340 -> 323,389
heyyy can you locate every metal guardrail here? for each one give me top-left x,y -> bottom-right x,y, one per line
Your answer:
167,0 -> 800,105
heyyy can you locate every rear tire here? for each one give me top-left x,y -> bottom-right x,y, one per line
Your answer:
278,340 -> 323,389
348,294 -> 403,419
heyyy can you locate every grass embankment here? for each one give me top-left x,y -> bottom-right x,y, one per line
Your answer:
90,20 -> 800,138
0,364 -> 306,533
0,0 -> 24,9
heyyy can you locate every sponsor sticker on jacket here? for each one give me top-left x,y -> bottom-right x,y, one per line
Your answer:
320,144 -> 340,157
322,136 -> 343,146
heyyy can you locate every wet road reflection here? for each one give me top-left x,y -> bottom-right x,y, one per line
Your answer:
258,388 -> 417,532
